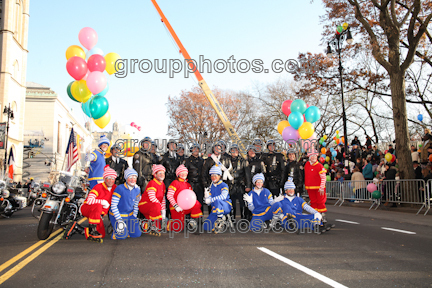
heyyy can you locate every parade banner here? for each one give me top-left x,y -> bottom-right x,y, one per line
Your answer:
0,122 -> 6,149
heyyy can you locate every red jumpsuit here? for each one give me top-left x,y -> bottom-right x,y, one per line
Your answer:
138,179 -> 166,229
167,178 -> 202,232
304,161 -> 327,213
81,182 -> 116,239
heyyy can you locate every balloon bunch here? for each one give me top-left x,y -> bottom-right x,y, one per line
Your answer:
65,27 -> 121,129
330,130 -> 344,145
384,152 -> 396,163
130,122 -> 141,132
277,99 -> 321,143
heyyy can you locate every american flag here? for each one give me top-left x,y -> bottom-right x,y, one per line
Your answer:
65,128 -> 79,172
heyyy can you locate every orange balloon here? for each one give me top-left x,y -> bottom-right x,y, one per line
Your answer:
336,139 -> 340,144
341,136 -> 345,144
333,136 -> 337,141
277,120 -> 290,135
321,148 -> 326,154
429,154 -> 432,162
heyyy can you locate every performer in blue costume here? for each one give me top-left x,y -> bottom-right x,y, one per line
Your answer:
203,166 -> 232,232
243,173 -> 283,232
109,168 -> 142,240
87,135 -> 110,189
280,177 -> 326,233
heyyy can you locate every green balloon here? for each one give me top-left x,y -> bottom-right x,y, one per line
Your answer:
290,99 -> 307,115
326,175 -> 331,181
372,190 -> 381,199
419,144 -> 423,148
337,25 -> 343,33
67,81 -> 79,103
324,164 -> 329,169
336,134 -> 340,139
89,96 -> 109,120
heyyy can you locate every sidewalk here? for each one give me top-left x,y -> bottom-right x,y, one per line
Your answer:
326,199 -> 432,227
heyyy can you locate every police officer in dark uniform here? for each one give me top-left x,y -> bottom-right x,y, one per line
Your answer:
284,148 -> 305,197
184,143 -> 204,209
105,144 -> 129,185
252,138 -> 265,160
133,137 -> 156,193
201,141 -> 232,188
160,139 -> 181,189
227,144 -> 248,220
262,140 -> 286,196
218,139 -> 231,159
176,143 -> 186,165
150,141 -> 160,164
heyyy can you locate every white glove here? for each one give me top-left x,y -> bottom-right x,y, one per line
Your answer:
161,209 -> 166,220
314,213 -> 323,221
175,205 -> 183,213
116,220 -> 126,234
101,200 -> 110,209
273,195 -> 284,203
205,197 -> 211,205
204,187 -> 210,199
243,193 -> 253,204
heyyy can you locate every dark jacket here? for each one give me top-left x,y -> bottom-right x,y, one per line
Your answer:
201,154 -> 232,188
262,152 -> 286,189
106,156 -> 129,185
245,156 -> 266,190
184,155 -> 204,184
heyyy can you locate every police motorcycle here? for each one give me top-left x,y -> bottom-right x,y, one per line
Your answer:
37,171 -> 88,240
27,180 -> 42,207
0,180 -> 27,217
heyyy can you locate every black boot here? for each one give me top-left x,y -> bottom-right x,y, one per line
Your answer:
87,224 -> 103,243
322,213 -> 335,231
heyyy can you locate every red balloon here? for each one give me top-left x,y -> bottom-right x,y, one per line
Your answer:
384,150 -> 388,154
391,154 -> 396,162
87,54 -> 106,72
281,100 -> 293,117
66,56 -> 88,80
320,157 -> 325,163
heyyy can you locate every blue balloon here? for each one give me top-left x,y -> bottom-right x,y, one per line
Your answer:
288,111 -> 304,130
86,47 -> 104,60
321,154 -> 326,159
304,106 -> 321,123
81,98 -> 92,117
330,147 -> 334,152
322,142 -> 327,147
418,114 -> 423,122
290,99 -> 307,114
96,82 -> 109,97
332,151 -> 337,157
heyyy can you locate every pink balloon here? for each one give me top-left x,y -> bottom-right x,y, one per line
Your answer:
177,189 -> 197,210
367,183 -> 377,193
137,127 -> 141,131
66,56 -> 88,80
131,122 -> 135,126
87,54 -> 106,72
78,27 -> 98,50
281,100 -> 293,117
282,126 -> 299,143
86,71 -> 107,95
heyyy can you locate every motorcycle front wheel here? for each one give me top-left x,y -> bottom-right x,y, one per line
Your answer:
37,212 -> 54,240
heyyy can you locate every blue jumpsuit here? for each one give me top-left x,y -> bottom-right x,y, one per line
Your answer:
88,149 -> 106,189
247,188 -> 282,231
109,183 -> 142,240
203,180 -> 232,232
280,196 -> 321,230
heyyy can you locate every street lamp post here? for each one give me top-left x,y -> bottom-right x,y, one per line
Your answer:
326,24 -> 353,168
3,104 -> 14,174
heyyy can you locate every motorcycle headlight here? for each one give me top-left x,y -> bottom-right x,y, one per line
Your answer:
2,190 -> 10,198
52,182 -> 66,194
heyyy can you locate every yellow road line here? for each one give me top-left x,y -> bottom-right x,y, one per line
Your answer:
0,217 -> 87,274
0,233 -> 63,285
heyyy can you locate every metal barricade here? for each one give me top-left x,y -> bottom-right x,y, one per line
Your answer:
325,181 -> 343,206
380,179 -> 427,215
339,180 -> 379,209
425,179 -> 431,216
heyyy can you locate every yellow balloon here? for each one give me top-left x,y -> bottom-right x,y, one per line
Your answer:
94,111 -> 111,129
385,153 -> 392,162
326,156 -> 330,162
323,135 -> 328,140
277,120 -> 290,135
105,52 -> 121,75
342,22 -> 349,30
298,122 -> 315,140
71,80 -> 92,103
336,130 -> 340,134
66,45 -> 86,60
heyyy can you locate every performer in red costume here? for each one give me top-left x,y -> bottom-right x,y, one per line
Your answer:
304,150 -> 335,230
167,165 -> 203,232
138,164 -> 166,236
63,165 -> 117,242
